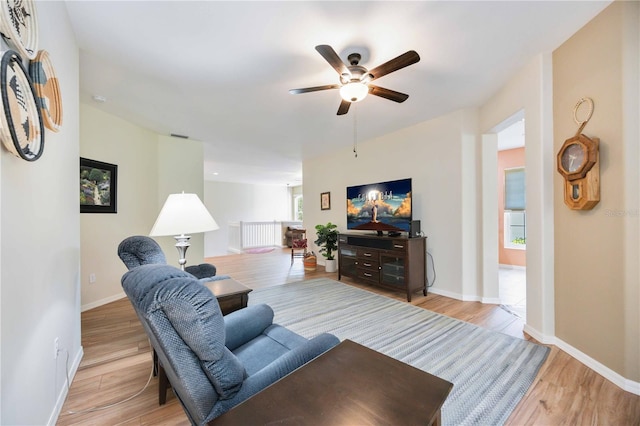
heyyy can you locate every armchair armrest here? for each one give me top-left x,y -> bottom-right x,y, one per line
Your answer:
224,304 -> 274,351
209,333 -> 340,420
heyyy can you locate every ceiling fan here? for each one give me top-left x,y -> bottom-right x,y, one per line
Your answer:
289,44 -> 420,115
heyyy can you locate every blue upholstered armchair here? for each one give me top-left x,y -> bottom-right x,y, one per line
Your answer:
121,264 -> 340,424
118,235 -> 228,282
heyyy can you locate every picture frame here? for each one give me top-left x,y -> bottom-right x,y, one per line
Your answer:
80,157 -> 118,213
321,191 -> 331,210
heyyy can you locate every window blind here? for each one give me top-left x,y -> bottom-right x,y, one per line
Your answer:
505,168 -> 525,210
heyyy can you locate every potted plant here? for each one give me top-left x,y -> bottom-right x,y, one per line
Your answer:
314,222 -> 339,273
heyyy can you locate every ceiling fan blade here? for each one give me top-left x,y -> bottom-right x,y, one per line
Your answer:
367,50 -> 420,81
316,45 -> 349,76
289,84 -> 340,95
368,85 -> 410,103
337,99 -> 351,115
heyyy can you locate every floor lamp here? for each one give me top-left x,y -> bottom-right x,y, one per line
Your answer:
149,192 -> 219,270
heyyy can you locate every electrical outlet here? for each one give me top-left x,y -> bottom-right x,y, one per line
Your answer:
53,337 -> 59,359
89,273 -> 96,283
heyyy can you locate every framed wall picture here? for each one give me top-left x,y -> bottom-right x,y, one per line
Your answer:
321,191 -> 331,210
80,157 -> 118,213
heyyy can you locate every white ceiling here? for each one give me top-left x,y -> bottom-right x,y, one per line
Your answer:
65,1 -> 610,185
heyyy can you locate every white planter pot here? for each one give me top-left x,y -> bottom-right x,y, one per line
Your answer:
325,259 -> 337,273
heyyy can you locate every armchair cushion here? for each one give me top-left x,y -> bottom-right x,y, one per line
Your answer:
118,235 -> 167,269
158,280 -> 246,399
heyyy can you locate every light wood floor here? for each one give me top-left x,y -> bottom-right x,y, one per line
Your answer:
58,248 -> 640,425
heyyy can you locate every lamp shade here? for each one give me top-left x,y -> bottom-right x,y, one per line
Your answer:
340,82 -> 369,103
149,193 -> 219,236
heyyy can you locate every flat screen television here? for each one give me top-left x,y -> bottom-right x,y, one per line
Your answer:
346,178 -> 412,233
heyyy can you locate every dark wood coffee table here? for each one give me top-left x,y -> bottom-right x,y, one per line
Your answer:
209,339 -> 453,426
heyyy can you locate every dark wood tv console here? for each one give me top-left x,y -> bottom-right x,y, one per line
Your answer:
338,233 -> 427,302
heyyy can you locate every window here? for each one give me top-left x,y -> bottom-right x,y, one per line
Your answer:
504,167 -> 525,249
294,195 -> 303,221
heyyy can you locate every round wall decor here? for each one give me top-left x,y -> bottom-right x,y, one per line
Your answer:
0,50 -> 44,161
0,0 -> 39,60
30,50 -> 63,132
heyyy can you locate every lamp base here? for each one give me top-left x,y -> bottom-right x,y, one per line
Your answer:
174,234 -> 191,271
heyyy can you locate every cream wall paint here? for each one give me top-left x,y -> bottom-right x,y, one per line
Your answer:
553,0 -> 639,382
80,111 -> 207,310
303,109 -> 476,298
80,104 -> 158,310
203,181 -> 290,256
0,3 -> 81,424
155,135 -> 206,268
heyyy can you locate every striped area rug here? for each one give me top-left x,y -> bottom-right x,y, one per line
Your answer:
249,278 -> 549,426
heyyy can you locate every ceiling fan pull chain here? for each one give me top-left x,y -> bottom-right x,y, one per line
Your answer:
353,104 -> 358,158
573,97 -> 594,137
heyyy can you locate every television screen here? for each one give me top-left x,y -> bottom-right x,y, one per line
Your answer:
346,178 -> 412,232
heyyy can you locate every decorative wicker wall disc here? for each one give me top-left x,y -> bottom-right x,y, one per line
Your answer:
0,50 -> 44,161
0,0 -> 39,60
30,50 -> 62,132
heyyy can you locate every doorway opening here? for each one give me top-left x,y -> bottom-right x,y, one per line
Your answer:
497,114 -> 526,320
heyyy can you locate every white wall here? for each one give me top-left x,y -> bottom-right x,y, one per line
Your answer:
303,108 -> 478,297
0,2 -> 81,424
80,104 -> 158,310
204,181 -> 290,256
80,107 -> 206,310
155,135 -> 206,267
479,53 -> 555,339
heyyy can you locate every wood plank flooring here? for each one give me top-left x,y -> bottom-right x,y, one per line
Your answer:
57,248 -> 640,425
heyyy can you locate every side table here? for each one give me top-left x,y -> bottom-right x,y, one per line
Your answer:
204,278 -> 252,315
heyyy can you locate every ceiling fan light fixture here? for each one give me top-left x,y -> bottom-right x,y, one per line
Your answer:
340,82 -> 368,103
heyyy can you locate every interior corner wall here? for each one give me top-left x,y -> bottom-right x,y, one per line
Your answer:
203,180 -> 290,257
303,109 -> 478,299
156,135 -> 206,267
479,53 -> 555,339
1,2 -> 81,424
553,0 -> 639,382
80,104 -> 159,310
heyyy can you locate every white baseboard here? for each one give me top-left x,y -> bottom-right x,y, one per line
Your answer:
48,346 -> 83,425
523,324 -> 640,395
552,336 -> 640,395
81,292 -> 126,312
429,287 -> 499,304
523,324 -> 555,345
430,293 -> 640,396
427,286 -> 463,300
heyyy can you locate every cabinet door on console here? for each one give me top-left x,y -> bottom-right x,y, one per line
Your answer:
380,253 -> 406,288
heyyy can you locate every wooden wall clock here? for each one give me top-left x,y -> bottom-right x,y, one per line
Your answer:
557,98 -> 599,210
